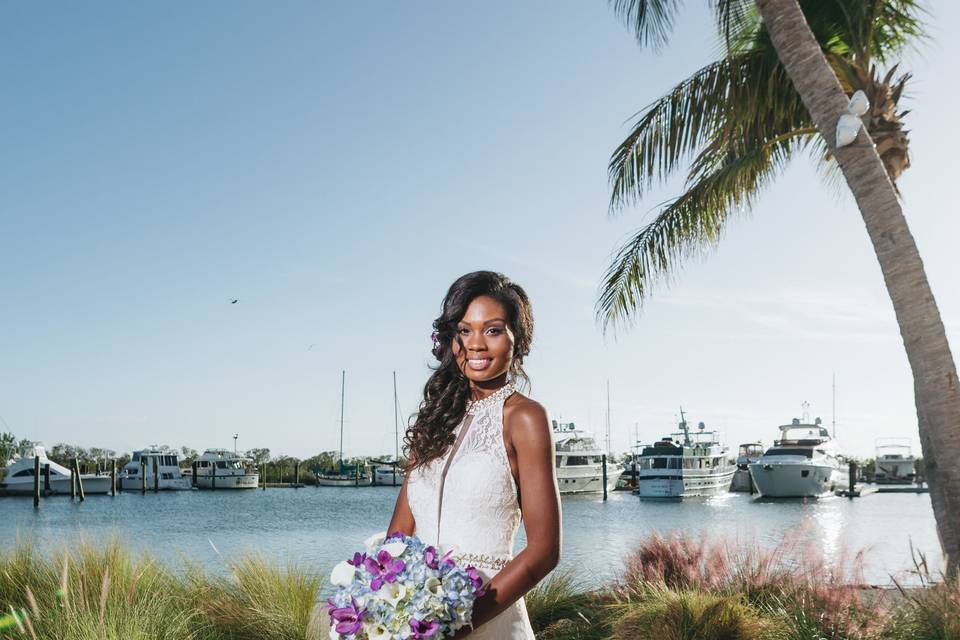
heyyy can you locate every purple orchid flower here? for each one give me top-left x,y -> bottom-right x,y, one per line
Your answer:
329,597 -> 365,635
386,530 -> 406,541
364,549 -> 406,591
439,549 -> 456,569
409,618 -> 440,639
424,545 -> 439,570
347,551 -> 367,567
466,566 -> 486,596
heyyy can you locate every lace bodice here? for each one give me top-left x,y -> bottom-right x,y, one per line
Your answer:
406,384 -> 521,572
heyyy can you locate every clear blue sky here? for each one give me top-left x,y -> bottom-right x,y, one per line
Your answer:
1,1 -> 957,460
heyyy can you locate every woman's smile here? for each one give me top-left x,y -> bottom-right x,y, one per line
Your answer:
466,356 -> 494,371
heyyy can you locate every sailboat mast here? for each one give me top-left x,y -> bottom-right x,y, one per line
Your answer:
339,369 -> 345,472
393,371 -> 399,462
605,379 -> 611,454
832,371 -> 836,439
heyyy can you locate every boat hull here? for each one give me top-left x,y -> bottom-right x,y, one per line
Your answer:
730,468 -> 754,492
373,468 -> 403,486
194,474 -> 259,490
637,469 -> 734,499
0,475 -> 112,496
748,462 -> 844,498
315,475 -> 373,487
556,466 -> 619,494
119,477 -> 193,491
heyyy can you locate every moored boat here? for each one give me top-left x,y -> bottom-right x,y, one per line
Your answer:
0,445 -> 111,496
553,420 -> 619,494
120,448 -> 192,491
635,413 -> 734,499
748,417 -> 845,498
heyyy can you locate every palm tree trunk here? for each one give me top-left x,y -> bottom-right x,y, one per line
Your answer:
755,0 -> 960,576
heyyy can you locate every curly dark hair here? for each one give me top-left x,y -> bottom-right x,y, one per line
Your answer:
404,271 -> 534,471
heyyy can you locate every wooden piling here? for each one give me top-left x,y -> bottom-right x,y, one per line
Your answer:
294,462 -> 300,488
261,462 -> 266,490
848,461 -> 857,497
141,458 -> 147,494
602,454 -> 608,501
631,458 -> 638,490
43,463 -> 51,495
74,459 -> 85,501
71,459 -> 78,500
211,460 -> 216,491
354,463 -> 359,487
153,456 -> 159,493
191,461 -> 198,488
111,460 -> 117,496
33,456 -> 40,508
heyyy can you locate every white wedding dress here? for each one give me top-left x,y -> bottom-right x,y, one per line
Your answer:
406,383 -> 536,639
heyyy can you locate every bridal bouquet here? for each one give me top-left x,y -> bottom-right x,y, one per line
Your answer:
327,532 -> 486,639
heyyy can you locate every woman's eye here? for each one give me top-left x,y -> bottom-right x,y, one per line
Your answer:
458,328 -> 470,335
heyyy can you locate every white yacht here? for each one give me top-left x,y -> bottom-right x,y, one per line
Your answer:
874,438 -> 916,485
553,420 -> 619,494
0,444 -> 111,495
373,465 -> 404,486
120,448 -> 192,491
730,442 -> 764,492
749,417 -> 845,498
634,414 -> 734,499
193,449 -> 259,489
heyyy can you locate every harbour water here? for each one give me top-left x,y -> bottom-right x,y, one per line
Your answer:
0,487 -> 941,593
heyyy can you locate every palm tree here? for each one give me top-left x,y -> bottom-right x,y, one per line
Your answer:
600,0 -> 960,575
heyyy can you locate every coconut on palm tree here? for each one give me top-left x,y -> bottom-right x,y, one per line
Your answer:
600,0 -> 960,576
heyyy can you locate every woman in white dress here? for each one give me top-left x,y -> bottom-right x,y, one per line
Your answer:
388,271 -> 561,639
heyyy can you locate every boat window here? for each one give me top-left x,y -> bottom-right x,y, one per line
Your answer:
668,458 -> 680,469
713,457 -> 721,467
764,449 -> 813,458
567,456 -> 589,466
555,456 -> 562,467
683,458 -> 694,469
12,469 -> 36,477
132,452 -> 141,461
652,457 -> 667,469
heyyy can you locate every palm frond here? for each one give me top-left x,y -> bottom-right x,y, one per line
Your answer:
609,49 -> 807,213
609,0 -> 685,50
598,137 -> 804,332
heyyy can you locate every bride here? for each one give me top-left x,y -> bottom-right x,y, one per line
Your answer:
388,270 -> 561,639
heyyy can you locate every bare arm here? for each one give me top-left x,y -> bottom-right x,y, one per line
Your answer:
460,399 -> 561,635
387,475 -> 416,536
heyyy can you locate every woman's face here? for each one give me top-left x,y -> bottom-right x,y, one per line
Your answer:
452,295 -> 515,385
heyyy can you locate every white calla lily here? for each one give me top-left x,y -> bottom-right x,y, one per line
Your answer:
378,581 -> 407,607
381,540 -> 408,558
425,576 -> 443,597
329,560 -> 356,587
364,531 -> 387,550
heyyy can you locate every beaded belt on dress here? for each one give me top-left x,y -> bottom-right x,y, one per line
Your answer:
453,552 -> 510,571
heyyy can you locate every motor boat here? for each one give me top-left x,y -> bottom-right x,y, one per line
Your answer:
553,421 -> 619,494
874,438 -> 916,484
120,448 -> 193,491
749,417 -> 845,498
193,449 -> 259,489
730,442 -> 764,492
0,444 -> 111,495
634,412 -> 734,499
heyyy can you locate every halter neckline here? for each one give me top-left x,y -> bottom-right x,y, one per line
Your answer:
465,383 -> 517,415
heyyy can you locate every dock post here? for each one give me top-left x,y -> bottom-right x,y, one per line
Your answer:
71,459 -> 78,500
111,460 -> 116,496
631,459 -> 638,490
602,454 -> 608,501
191,461 -> 198,488
211,461 -> 216,491
848,461 -> 857,497
75,459 -> 85,501
262,462 -> 266,490
43,463 -> 51,495
153,456 -> 159,493
141,458 -> 147,494
294,462 -> 300,488
33,456 -> 40,508
393,465 -> 398,487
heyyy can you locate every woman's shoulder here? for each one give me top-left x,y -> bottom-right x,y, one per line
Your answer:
503,392 -> 550,437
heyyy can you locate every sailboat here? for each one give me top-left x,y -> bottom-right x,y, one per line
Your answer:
372,371 -> 404,487
315,370 -> 372,487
